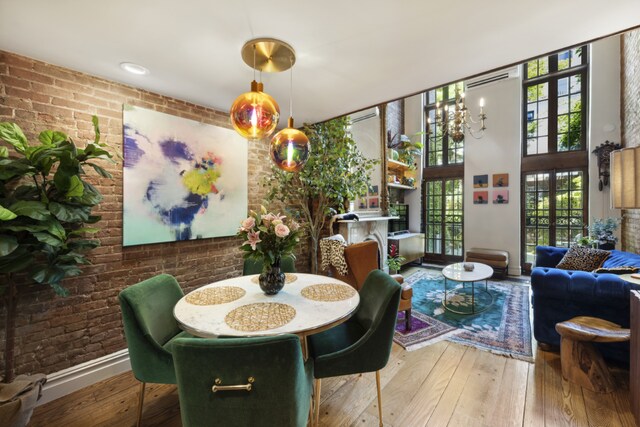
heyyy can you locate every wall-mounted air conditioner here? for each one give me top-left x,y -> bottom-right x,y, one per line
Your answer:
350,107 -> 380,123
466,66 -> 520,90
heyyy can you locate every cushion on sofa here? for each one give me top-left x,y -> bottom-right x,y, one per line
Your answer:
556,246 -> 610,272
602,250 -> 640,269
593,266 -> 640,274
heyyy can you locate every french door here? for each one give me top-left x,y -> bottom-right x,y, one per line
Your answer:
424,178 -> 464,262
521,169 -> 587,270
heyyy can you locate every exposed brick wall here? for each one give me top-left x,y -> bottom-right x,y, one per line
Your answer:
0,51 -> 310,376
621,30 -> 640,253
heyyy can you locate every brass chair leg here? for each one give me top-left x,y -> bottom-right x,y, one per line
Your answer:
375,371 -> 383,427
314,379 -> 322,427
136,381 -> 146,427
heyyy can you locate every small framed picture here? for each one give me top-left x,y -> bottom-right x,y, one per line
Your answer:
357,197 -> 367,210
473,191 -> 489,204
493,190 -> 509,204
369,185 -> 379,197
368,197 -> 379,209
473,175 -> 488,188
493,173 -> 509,187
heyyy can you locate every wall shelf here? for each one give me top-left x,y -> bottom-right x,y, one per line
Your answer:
387,159 -> 412,171
388,183 -> 416,190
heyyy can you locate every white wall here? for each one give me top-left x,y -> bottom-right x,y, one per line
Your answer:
588,36 -> 622,240
464,77 -> 522,275
404,93 -> 424,232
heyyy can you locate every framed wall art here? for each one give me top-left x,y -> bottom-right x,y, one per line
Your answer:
122,105 -> 248,246
473,174 -> 489,188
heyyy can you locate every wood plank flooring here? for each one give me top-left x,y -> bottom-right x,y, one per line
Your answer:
30,342 -> 636,427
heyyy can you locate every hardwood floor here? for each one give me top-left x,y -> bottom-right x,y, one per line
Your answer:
30,342 -> 635,427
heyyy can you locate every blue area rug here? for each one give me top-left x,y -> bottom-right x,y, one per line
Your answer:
393,268 -> 533,361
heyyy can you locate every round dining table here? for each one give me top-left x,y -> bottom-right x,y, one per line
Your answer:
174,273 -> 360,343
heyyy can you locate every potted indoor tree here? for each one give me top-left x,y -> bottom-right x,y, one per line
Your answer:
0,117 -> 113,422
263,116 -> 377,273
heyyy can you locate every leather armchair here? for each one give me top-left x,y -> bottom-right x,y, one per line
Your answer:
328,240 -> 413,330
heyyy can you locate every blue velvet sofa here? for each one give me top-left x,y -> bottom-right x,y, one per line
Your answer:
531,245 -> 640,365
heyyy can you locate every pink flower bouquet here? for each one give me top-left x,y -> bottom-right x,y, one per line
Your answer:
237,205 -> 301,270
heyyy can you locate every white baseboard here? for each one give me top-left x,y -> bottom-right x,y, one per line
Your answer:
38,349 -> 131,406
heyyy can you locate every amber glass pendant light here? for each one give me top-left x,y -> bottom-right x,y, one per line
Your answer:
269,56 -> 310,172
230,38 -> 295,141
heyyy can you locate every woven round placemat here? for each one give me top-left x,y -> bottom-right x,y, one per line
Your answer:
301,283 -> 357,302
225,303 -> 296,332
185,286 -> 246,306
250,273 -> 298,284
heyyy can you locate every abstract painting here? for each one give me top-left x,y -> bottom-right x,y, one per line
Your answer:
493,190 -> 509,204
473,174 -> 488,188
473,191 -> 489,204
122,105 -> 247,246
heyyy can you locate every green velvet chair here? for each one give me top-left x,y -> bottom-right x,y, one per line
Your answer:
242,255 -> 296,275
308,270 -> 401,427
172,335 -> 313,427
118,274 -> 190,427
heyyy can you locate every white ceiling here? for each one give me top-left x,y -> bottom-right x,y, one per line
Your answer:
1,0 -> 639,125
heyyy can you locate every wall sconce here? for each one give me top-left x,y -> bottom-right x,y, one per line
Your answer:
592,140 -> 621,191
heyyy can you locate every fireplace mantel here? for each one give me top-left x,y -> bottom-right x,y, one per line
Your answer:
337,215 -> 397,271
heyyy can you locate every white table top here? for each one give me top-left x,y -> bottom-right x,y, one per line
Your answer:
442,262 -> 494,282
174,273 -> 360,338
619,273 -> 640,285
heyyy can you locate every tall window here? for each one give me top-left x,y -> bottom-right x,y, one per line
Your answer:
425,178 -> 463,260
423,82 -> 465,262
425,82 -> 465,166
521,47 -> 589,270
524,47 -> 587,155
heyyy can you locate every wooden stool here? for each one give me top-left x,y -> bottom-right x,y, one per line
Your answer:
555,316 -> 630,393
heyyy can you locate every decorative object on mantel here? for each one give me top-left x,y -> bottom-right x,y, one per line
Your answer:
123,105 -> 247,246
592,140 -> 621,191
611,146 -> 640,208
237,206 -> 301,295
0,118 -> 114,389
263,117 -> 377,273
269,54 -> 310,172
426,89 -> 487,142
230,38 -> 296,141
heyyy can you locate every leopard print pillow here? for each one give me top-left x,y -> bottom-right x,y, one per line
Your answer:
556,246 -> 610,272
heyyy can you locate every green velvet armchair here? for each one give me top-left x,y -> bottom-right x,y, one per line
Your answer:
172,335 -> 313,427
118,273 -> 190,426
242,255 -> 296,275
307,270 -> 401,427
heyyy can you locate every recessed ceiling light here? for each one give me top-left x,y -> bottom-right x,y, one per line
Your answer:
120,62 -> 149,75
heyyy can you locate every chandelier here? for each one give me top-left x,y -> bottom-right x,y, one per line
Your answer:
230,38 -> 297,141
427,89 -> 486,142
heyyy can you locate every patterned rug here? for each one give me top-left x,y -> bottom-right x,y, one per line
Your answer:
394,268 -> 533,362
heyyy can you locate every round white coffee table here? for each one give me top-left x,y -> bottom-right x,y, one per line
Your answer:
442,262 -> 494,314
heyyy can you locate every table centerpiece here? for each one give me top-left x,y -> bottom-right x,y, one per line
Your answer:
237,206 -> 301,295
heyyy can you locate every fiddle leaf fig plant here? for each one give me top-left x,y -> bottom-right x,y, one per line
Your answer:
0,116 -> 113,382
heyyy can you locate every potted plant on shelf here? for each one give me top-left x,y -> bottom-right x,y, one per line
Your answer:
0,117 -> 113,421
237,206 -> 301,294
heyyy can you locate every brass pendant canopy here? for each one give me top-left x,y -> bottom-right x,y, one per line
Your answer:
241,38 -> 296,72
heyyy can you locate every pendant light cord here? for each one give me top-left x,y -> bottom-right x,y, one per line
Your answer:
252,45 -> 256,82
289,56 -> 294,119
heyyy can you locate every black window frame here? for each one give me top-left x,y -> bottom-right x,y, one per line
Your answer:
522,46 -> 589,157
